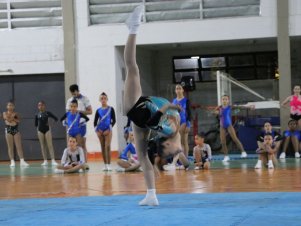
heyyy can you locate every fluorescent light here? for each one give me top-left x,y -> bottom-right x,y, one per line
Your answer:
191,56 -> 199,59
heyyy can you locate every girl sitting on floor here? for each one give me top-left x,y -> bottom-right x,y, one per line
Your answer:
193,133 -> 212,170
255,133 -> 277,169
256,121 -> 282,155
279,120 -> 300,159
55,136 -> 87,174
116,131 -> 141,172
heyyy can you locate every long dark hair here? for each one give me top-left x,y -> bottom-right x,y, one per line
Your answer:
147,137 -> 168,164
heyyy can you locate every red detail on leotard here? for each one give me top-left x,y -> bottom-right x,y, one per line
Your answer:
290,95 -> 301,113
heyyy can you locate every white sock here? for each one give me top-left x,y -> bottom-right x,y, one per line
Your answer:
129,25 -> 139,35
147,189 -> 156,196
257,160 -> 262,164
126,5 -> 144,34
139,189 -> 159,206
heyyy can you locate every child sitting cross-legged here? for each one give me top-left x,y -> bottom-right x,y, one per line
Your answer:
193,133 -> 212,170
54,136 -> 87,174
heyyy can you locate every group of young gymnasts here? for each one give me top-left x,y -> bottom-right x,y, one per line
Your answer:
1,86 -> 116,174
1,5 -> 301,206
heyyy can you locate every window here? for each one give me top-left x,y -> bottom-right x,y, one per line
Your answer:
0,0 -> 62,30
88,0 -> 260,25
174,58 -> 199,70
172,57 -> 201,83
228,55 -> 254,67
173,52 -> 277,83
201,57 -> 226,68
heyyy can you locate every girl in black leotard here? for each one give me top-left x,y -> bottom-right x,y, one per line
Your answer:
35,101 -> 58,166
3,101 -> 29,167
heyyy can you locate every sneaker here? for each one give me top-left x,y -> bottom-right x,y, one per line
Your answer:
268,161 -> 274,169
20,160 -> 29,167
106,164 -> 112,171
176,165 -> 185,170
163,164 -> 176,171
102,166 -> 108,171
51,160 -> 58,166
194,166 -> 200,170
54,169 -> 64,174
279,152 -> 286,159
295,152 -> 300,158
254,161 -> 262,169
241,151 -> 247,158
115,167 -> 125,172
139,196 -> 159,206
222,156 -> 230,162
10,160 -> 15,167
41,161 -> 48,166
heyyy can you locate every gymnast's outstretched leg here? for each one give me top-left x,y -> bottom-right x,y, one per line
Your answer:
124,5 -> 158,206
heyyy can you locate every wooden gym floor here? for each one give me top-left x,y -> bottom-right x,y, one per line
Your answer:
1,157 -> 301,200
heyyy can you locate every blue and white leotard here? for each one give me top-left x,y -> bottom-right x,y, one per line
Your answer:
61,112 -> 89,137
94,106 -> 116,132
119,143 -> 137,161
172,97 -> 191,128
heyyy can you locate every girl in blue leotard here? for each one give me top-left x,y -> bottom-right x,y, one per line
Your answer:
116,131 -> 141,172
123,117 -> 132,144
164,84 -> 191,170
280,120 -> 300,159
173,84 -> 191,156
61,99 -> 89,146
94,92 -> 116,171
214,95 -> 253,162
